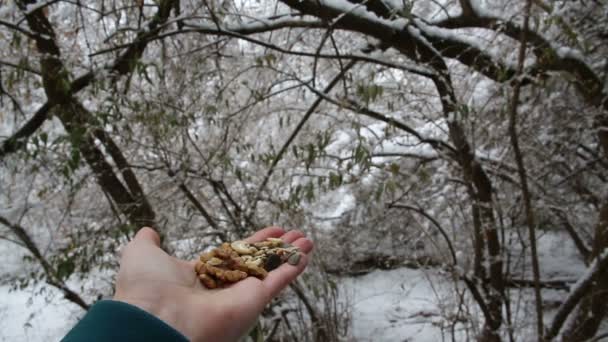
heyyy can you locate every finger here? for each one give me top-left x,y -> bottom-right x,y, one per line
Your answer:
290,237 -> 314,254
261,236 -> 312,298
133,227 -> 161,247
245,226 -> 285,243
280,230 -> 305,244
263,253 -> 309,299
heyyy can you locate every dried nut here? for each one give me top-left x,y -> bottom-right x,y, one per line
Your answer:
199,251 -> 215,263
248,266 -> 268,279
254,249 -> 267,257
207,257 -> 223,266
217,243 -> 239,258
199,273 -> 217,289
264,253 -> 282,271
287,252 -> 301,266
231,240 -> 257,255
253,238 -> 284,248
225,269 -> 248,282
195,260 -> 205,273
225,255 -> 247,268
196,237 -> 302,288
203,263 -> 248,282
267,237 -> 284,244
276,248 -> 290,255
245,258 -> 263,268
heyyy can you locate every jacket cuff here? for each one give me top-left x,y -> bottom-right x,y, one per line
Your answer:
62,300 -> 188,342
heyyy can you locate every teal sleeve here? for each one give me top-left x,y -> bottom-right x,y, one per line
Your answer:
62,300 -> 188,342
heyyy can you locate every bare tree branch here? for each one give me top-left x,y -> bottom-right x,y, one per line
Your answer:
506,0 -> 543,338
250,59 -> 356,215
546,249 -> 608,340
178,182 -> 221,232
0,102 -> 52,160
0,215 -> 89,310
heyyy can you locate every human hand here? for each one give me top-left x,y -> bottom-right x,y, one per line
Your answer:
113,226 -> 314,342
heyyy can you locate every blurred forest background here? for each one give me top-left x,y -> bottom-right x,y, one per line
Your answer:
1,0 -> 608,341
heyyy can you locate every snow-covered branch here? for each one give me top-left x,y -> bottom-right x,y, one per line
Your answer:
0,102 -> 51,159
546,249 -> 608,340
433,8 -> 606,109
0,215 -> 90,310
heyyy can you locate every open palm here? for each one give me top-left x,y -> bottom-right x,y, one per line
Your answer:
113,227 -> 314,342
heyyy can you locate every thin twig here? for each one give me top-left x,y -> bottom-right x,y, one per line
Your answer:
506,0 -> 543,339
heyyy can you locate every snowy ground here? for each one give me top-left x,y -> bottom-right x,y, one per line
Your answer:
0,237 -> 83,341
342,268 -> 450,341
0,267 -> 453,341
0,284 -> 80,341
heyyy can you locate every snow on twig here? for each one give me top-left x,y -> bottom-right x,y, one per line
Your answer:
547,248 -> 608,339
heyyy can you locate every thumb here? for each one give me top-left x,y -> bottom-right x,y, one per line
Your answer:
133,227 -> 161,247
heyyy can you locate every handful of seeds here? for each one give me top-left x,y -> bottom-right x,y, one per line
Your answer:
195,237 -> 301,289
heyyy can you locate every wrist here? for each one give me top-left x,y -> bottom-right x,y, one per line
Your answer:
113,292 -> 183,336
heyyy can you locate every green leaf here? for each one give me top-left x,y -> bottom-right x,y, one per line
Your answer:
56,258 -> 76,281
385,179 -> 396,195
356,83 -> 384,104
329,172 -> 342,189
264,53 -> 276,66
389,163 -> 400,176
204,105 -> 217,115
69,148 -> 81,171
305,182 -> 315,202
248,320 -> 264,342
375,182 -> 384,201
354,144 -> 369,165
11,33 -> 21,48
418,168 -> 430,183
305,143 -> 316,170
